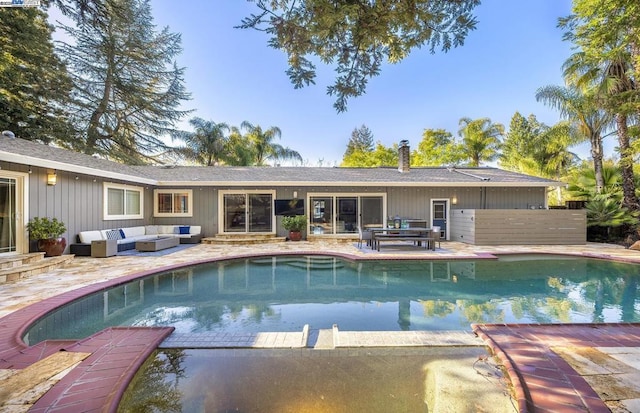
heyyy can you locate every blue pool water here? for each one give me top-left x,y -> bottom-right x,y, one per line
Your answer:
24,255 -> 640,345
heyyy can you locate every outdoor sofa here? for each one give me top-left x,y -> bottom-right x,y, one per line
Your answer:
70,225 -> 202,256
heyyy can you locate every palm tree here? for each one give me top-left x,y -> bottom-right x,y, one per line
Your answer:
174,118 -> 229,166
240,121 -> 302,166
562,49 -> 639,211
567,163 -> 624,200
457,117 -> 504,166
535,83 -> 611,193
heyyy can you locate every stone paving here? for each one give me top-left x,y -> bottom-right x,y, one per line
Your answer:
1,239 -> 640,412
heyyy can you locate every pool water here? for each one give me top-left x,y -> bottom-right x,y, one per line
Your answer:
25,255 -> 640,344
118,347 -> 513,413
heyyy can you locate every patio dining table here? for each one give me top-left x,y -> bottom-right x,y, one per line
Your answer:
365,227 -> 434,251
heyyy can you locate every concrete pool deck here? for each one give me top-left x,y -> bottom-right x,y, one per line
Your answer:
1,240 -> 640,411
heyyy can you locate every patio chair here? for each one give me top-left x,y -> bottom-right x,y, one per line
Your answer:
357,226 -> 373,248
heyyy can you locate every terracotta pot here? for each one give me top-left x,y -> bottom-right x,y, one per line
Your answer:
288,230 -> 303,241
37,237 -> 67,257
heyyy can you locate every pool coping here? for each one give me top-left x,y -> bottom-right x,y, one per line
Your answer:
2,249 -> 640,411
473,323 -> 640,413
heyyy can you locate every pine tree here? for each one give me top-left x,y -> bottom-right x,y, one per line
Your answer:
344,125 -> 374,157
57,0 -> 190,164
0,7 -> 74,144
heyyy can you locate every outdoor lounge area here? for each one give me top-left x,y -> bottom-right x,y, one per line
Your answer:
70,225 -> 202,256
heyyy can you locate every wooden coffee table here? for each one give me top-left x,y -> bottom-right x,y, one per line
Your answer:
135,237 -> 179,252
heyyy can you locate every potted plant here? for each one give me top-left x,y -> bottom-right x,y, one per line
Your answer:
282,215 -> 307,241
26,217 -> 67,256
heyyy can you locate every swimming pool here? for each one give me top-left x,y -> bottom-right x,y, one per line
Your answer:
24,255 -> 640,345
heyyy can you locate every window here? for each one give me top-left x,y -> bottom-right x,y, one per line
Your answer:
103,183 -> 143,220
154,189 -> 193,217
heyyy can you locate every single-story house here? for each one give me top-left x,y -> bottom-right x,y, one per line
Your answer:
0,135 -> 586,255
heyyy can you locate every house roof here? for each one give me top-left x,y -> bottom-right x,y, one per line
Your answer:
0,136 -> 563,187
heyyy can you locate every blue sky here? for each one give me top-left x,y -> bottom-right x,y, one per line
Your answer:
56,1 -> 590,166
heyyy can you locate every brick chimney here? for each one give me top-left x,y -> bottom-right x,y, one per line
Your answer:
398,140 -> 410,173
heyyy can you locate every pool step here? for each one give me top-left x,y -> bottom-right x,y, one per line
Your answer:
0,253 -> 74,284
202,234 -> 286,245
159,327 -> 483,349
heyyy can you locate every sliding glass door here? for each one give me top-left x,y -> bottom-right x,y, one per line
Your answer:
221,191 -> 274,234
0,173 -> 26,255
309,193 -> 385,235
0,177 -> 16,253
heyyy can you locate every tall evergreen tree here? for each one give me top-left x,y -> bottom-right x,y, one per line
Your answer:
0,7 -> 73,144
57,0 -> 190,164
344,125 -> 374,157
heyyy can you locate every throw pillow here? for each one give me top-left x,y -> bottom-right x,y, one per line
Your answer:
179,226 -> 190,235
106,230 -> 122,240
119,229 -> 126,239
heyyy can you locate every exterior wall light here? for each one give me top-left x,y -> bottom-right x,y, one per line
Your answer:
47,171 -> 57,186
452,196 -> 458,205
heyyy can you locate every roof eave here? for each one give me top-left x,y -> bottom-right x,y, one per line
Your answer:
156,180 -> 564,187
0,152 -> 157,185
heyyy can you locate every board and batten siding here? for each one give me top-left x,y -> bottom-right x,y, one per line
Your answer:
152,187 -> 217,237
450,209 -> 586,245
26,167 -> 154,252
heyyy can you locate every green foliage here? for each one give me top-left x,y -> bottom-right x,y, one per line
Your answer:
26,217 -> 66,240
240,121 -> 302,166
0,7 -> 74,144
341,142 -> 397,167
535,83 -> 610,192
585,196 -> 638,228
560,0 -> 640,211
412,129 -> 464,166
239,0 -> 479,112
344,125 -> 374,157
457,117 -> 504,166
57,0 -> 191,164
224,127 -> 256,166
281,215 -> 307,232
567,163 -> 623,200
173,118 -> 230,166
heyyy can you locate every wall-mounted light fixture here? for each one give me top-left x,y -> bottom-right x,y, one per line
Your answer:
47,171 -> 57,186
293,191 -> 298,198
28,167 -> 33,174
452,196 -> 458,205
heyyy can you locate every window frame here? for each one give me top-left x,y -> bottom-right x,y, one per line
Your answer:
153,189 -> 193,217
103,183 -> 144,220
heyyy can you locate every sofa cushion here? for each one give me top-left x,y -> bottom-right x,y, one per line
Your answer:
179,225 -> 190,235
122,226 -> 146,238
78,230 -> 103,244
189,225 -> 201,235
145,225 -> 159,235
156,225 -> 176,235
105,229 -> 123,240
